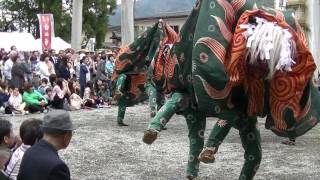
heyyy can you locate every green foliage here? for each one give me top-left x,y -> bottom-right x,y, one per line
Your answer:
82,0 -> 116,49
0,0 -> 116,49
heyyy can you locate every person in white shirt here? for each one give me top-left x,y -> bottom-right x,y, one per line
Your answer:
38,54 -> 55,81
8,88 -> 26,115
4,118 -> 43,180
4,51 -> 18,83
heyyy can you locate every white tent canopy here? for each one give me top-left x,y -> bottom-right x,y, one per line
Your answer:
35,37 -> 71,51
0,32 -> 71,51
0,32 -> 39,51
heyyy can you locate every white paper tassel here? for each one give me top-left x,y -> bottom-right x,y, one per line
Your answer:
240,17 -> 297,79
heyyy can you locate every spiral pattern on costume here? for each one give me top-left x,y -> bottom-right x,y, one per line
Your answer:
271,76 -> 296,102
232,30 -> 246,50
165,54 -> 177,79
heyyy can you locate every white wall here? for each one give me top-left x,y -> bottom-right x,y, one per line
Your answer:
308,0 -> 320,75
135,17 -> 187,33
105,17 -> 187,44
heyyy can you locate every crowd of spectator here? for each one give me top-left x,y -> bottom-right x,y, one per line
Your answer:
0,45 -> 117,115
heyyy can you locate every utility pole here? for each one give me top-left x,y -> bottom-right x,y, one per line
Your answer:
121,0 -> 134,45
71,0 -> 83,50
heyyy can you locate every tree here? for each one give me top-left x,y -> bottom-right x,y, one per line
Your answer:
82,0 -> 116,49
0,0 -> 71,41
0,0 -> 116,49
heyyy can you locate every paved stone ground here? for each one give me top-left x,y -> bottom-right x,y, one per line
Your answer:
3,105 -> 320,180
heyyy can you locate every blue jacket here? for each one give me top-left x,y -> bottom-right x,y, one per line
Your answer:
59,64 -> 71,80
79,64 -> 88,86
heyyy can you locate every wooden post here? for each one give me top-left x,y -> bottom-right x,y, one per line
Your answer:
121,0 -> 134,45
71,0 -> 83,50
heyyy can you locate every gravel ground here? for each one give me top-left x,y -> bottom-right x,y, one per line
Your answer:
3,105 -> 320,180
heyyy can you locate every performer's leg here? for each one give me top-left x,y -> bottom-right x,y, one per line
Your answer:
114,74 -> 127,100
143,92 -> 184,144
183,109 -> 206,179
146,84 -> 157,117
238,117 -> 262,180
117,96 -> 128,126
199,109 -> 238,163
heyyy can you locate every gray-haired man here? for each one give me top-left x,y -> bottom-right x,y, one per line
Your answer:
18,110 -> 76,180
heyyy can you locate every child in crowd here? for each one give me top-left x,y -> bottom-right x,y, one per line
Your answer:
37,78 -> 50,95
4,118 -> 43,180
8,87 -> 27,115
44,88 -> 52,105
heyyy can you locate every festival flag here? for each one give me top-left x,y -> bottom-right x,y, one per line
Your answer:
37,14 -> 55,50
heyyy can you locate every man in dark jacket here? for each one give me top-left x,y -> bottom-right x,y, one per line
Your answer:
17,110 -> 76,180
95,53 -> 107,81
79,57 -> 89,98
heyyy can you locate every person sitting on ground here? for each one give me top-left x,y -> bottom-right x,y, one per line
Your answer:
83,81 -> 98,108
17,110 -> 76,180
49,74 -> 57,88
22,83 -> 48,114
44,88 -> 52,106
0,83 -> 10,110
8,87 -> 27,115
68,81 -> 82,111
50,78 -> 69,109
4,119 -> 43,180
96,80 -> 111,107
37,78 -> 50,95
0,119 -> 17,170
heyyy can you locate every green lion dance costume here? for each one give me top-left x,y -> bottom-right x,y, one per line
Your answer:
112,20 -> 177,126
138,0 -> 320,179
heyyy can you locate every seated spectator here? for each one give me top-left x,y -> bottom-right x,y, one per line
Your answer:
50,78 -> 69,109
7,87 -> 27,115
49,74 -> 57,88
83,81 -> 98,108
68,81 -> 82,111
4,119 -> 43,180
0,83 -> 10,109
0,119 -> 16,170
95,80 -> 111,107
17,110 -> 76,180
43,88 -> 52,105
37,78 -> 50,95
22,83 -> 48,114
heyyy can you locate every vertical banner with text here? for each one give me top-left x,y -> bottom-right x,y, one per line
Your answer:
37,14 -> 55,50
